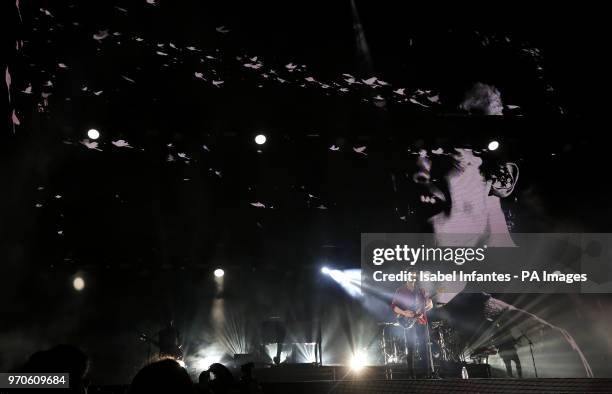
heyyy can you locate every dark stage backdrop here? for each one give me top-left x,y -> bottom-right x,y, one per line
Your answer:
1,0 -> 610,384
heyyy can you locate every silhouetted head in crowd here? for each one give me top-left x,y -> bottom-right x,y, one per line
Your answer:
206,363 -> 235,394
129,358 -> 194,394
21,344 -> 89,394
198,369 -> 211,393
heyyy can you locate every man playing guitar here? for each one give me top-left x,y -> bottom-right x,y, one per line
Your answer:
391,273 -> 433,377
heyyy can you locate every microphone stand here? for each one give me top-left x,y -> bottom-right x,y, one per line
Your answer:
521,331 -> 538,378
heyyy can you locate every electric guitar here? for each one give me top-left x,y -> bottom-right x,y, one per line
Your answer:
395,289 -> 435,329
396,310 -> 427,329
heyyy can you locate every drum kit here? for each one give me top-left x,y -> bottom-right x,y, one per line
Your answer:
378,319 -> 463,371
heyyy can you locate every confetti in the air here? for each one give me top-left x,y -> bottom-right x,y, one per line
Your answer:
353,146 -> 367,155
112,140 -> 132,148
362,77 -> 377,86
93,30 -> 109,42
11,110 -> 20,125
81,140 -> 102,151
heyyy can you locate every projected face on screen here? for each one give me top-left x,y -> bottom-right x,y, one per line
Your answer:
410,147 -> 519,246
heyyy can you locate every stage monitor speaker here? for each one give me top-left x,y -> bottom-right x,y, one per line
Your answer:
465,363 -> 491,378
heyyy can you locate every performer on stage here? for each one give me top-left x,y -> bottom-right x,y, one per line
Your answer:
158,320 -> 183,360
496,336 -> 523,378
391,275 -> 433,377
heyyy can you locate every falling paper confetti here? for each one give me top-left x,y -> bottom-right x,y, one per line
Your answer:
111,140 -> 132,148
81,140 -> 102,151
353,146 -> 367,155
362,77 -> 377,86
11,110 -> 20,125
93,30 -> 109,42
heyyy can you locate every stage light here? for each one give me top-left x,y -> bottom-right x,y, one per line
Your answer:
488,140 -> 499,151
177,360 -> 186,368
327,269 -> 362,298
264,344 -> 288,364
321,266 -> 330,275
73,276 -> 85,291
87,128 -> 100,140
254,134 -> 267,145
350,350 -> 367,372
214,268 -> 225,278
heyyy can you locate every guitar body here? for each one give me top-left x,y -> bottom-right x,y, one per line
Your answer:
396,314 -> 427,329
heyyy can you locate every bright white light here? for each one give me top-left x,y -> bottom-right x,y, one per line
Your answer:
488,140 -> 499,151
193,355 -> 218,371
321,266 -> 330,275
87,128 -> 100,140
214,268 -> 225,278
265,344 -> 288,364
350,350 -> 367,372
73,276 -> 85,291
328,269 -> 362,298
187,344 -> 225,372
254,134 -> 267,145
176,360 -> 186,368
